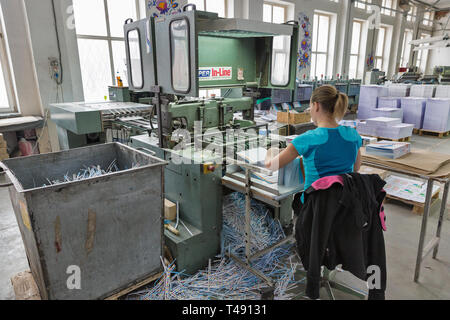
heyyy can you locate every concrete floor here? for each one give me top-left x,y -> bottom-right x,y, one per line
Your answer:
1,134 -> 450,300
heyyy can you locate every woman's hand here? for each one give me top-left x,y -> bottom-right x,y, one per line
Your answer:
265,144 -> 299,171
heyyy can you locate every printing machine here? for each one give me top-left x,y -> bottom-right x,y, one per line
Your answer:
120,5 -> 301,274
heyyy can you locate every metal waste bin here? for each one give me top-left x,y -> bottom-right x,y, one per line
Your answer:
0,143 -> 167,300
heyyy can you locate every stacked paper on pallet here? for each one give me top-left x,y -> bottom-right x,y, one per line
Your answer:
372,108 -> 403,119
357,117 -> 413,139
422,98 -> 450,132
366,141 -> 411,159
378,97 -> 402,108
401,97 -> 426,129
387,84 -> 411,97
357,85 -> 389,120
410,85 -> 436,98
435,85 -> 450,98
360,135 -> 378,146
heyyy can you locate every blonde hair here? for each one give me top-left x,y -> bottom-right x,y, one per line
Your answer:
310,85 -> 348,121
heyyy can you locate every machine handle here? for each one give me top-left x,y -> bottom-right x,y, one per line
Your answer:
124,18 -> 134,25
284,20 -> 299,26
136,147 -> 156,156
0,171 -> 12,188
183,3 -> 196,11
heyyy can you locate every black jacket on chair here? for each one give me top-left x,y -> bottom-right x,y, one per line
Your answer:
294,173 -> 387,300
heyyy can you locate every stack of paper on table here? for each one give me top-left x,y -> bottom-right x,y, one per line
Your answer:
387,84 -> 411,97
378,97 -> 402,108
401,97 -> 426,129
435,85 -> 450,98
384,175 -> 440,203
410,85 -> 436,98
372,108 -> 403,119
422,98 -> 450,132
357,85 -> 389,120
365,141 -> 411,159
360,135 -> 378,146
236,148 -> 278,184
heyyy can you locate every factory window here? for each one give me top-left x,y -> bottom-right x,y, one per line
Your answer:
407,4 -> 417,22
400,29 -> 413,68
263,2 -> 287,23
0,20 -> 16,113
73,0 -> 147,102
381,0 -> 396,17
349,20 -> 363,79
374,26 -> 388,71
354,0 -> 372,12
189,0 -> 227,17
416,34 -> 430,74
423,11 -> 434,27
310,13 -> 332,79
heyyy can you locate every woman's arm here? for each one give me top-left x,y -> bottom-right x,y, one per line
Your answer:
265,144 -> 299,171
354,149 -> 362,172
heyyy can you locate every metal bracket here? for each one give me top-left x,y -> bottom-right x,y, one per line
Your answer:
0,171 -> 12,188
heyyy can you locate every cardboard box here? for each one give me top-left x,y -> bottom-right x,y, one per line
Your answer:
164,199 -> 177,221
277,111 -> 311,124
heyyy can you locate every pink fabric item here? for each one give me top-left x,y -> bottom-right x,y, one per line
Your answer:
311,175 -> 344,191
379,208 -> 387,231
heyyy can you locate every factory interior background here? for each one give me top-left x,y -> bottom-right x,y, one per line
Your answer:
0,0 -> 450,302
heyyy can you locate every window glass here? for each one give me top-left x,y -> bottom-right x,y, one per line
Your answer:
312,14 -> 319,52
317,15 -> 329,52
73,0 -> 107,36
376,28 -> 385,57
351,21 -> 361,55
0,63 -> 9,109
272,6 -> 285,24
349,55 -> 358,79
112,41 -> 128,86
316,53 -> 326,78
190,0 -> 205,10
77,39 -> 111,101
271,36 -> 291,86
107,0 -> 137,37
263,4 -> 272,23
128,29 -> 143,88
171,19 -> 190,92
206,0 -> 225,17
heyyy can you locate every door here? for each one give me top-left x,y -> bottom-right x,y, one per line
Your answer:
154,7 -> 198,97
124,18 -> 157,91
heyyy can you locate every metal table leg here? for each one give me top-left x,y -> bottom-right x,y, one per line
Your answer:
433,181 -> 450,259
414,179 -> 434,282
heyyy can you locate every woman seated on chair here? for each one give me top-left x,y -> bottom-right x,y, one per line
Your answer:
265,85 -> 362,203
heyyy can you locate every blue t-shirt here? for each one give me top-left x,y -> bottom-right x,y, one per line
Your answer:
291,126 -> 362,199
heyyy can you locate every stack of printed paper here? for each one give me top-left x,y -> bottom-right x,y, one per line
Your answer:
360,135 -> 378,146
339,120 -> 359,128
384,175 -> 440,203
372,108 -> 403,119
365,141 -> 411,159
236,148 -> 278,184
378,97 -> 402,108
435,85 -> 450,98
422,98 -> 450,132
357,85 -> 389,120
357,117 -> 413,139
387,84 -> 411,97
410,85 -> 436,98
401,97 -> 426,129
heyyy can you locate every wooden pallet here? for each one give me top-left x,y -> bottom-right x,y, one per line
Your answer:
385,189 -> 440,215
366,135 -> 411,142
11,270 -> 162,300
413,128 -> 420,135
419,129 -> 450,138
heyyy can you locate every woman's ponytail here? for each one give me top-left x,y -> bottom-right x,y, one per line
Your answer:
310,85 -> 348,121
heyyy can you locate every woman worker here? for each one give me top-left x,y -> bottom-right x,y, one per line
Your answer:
265,85 -> 362,202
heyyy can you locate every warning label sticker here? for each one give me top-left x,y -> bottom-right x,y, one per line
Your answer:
198,67 -> 232,81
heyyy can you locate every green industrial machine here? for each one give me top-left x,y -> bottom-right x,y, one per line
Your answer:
122,5 -> 299,274
434,66 -> 450,84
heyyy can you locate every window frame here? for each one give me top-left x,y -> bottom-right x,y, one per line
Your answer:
349,19 -> 363,79
310,12 -> 332,79
75,0 -> 146,92
263,2 -> 287,24
415,33 -> 430,73
407,4 -> 417,22
400,28 -> 413,68
354,0 -> 372,12
0,24 -> 17,113
381,0 -> 396,17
